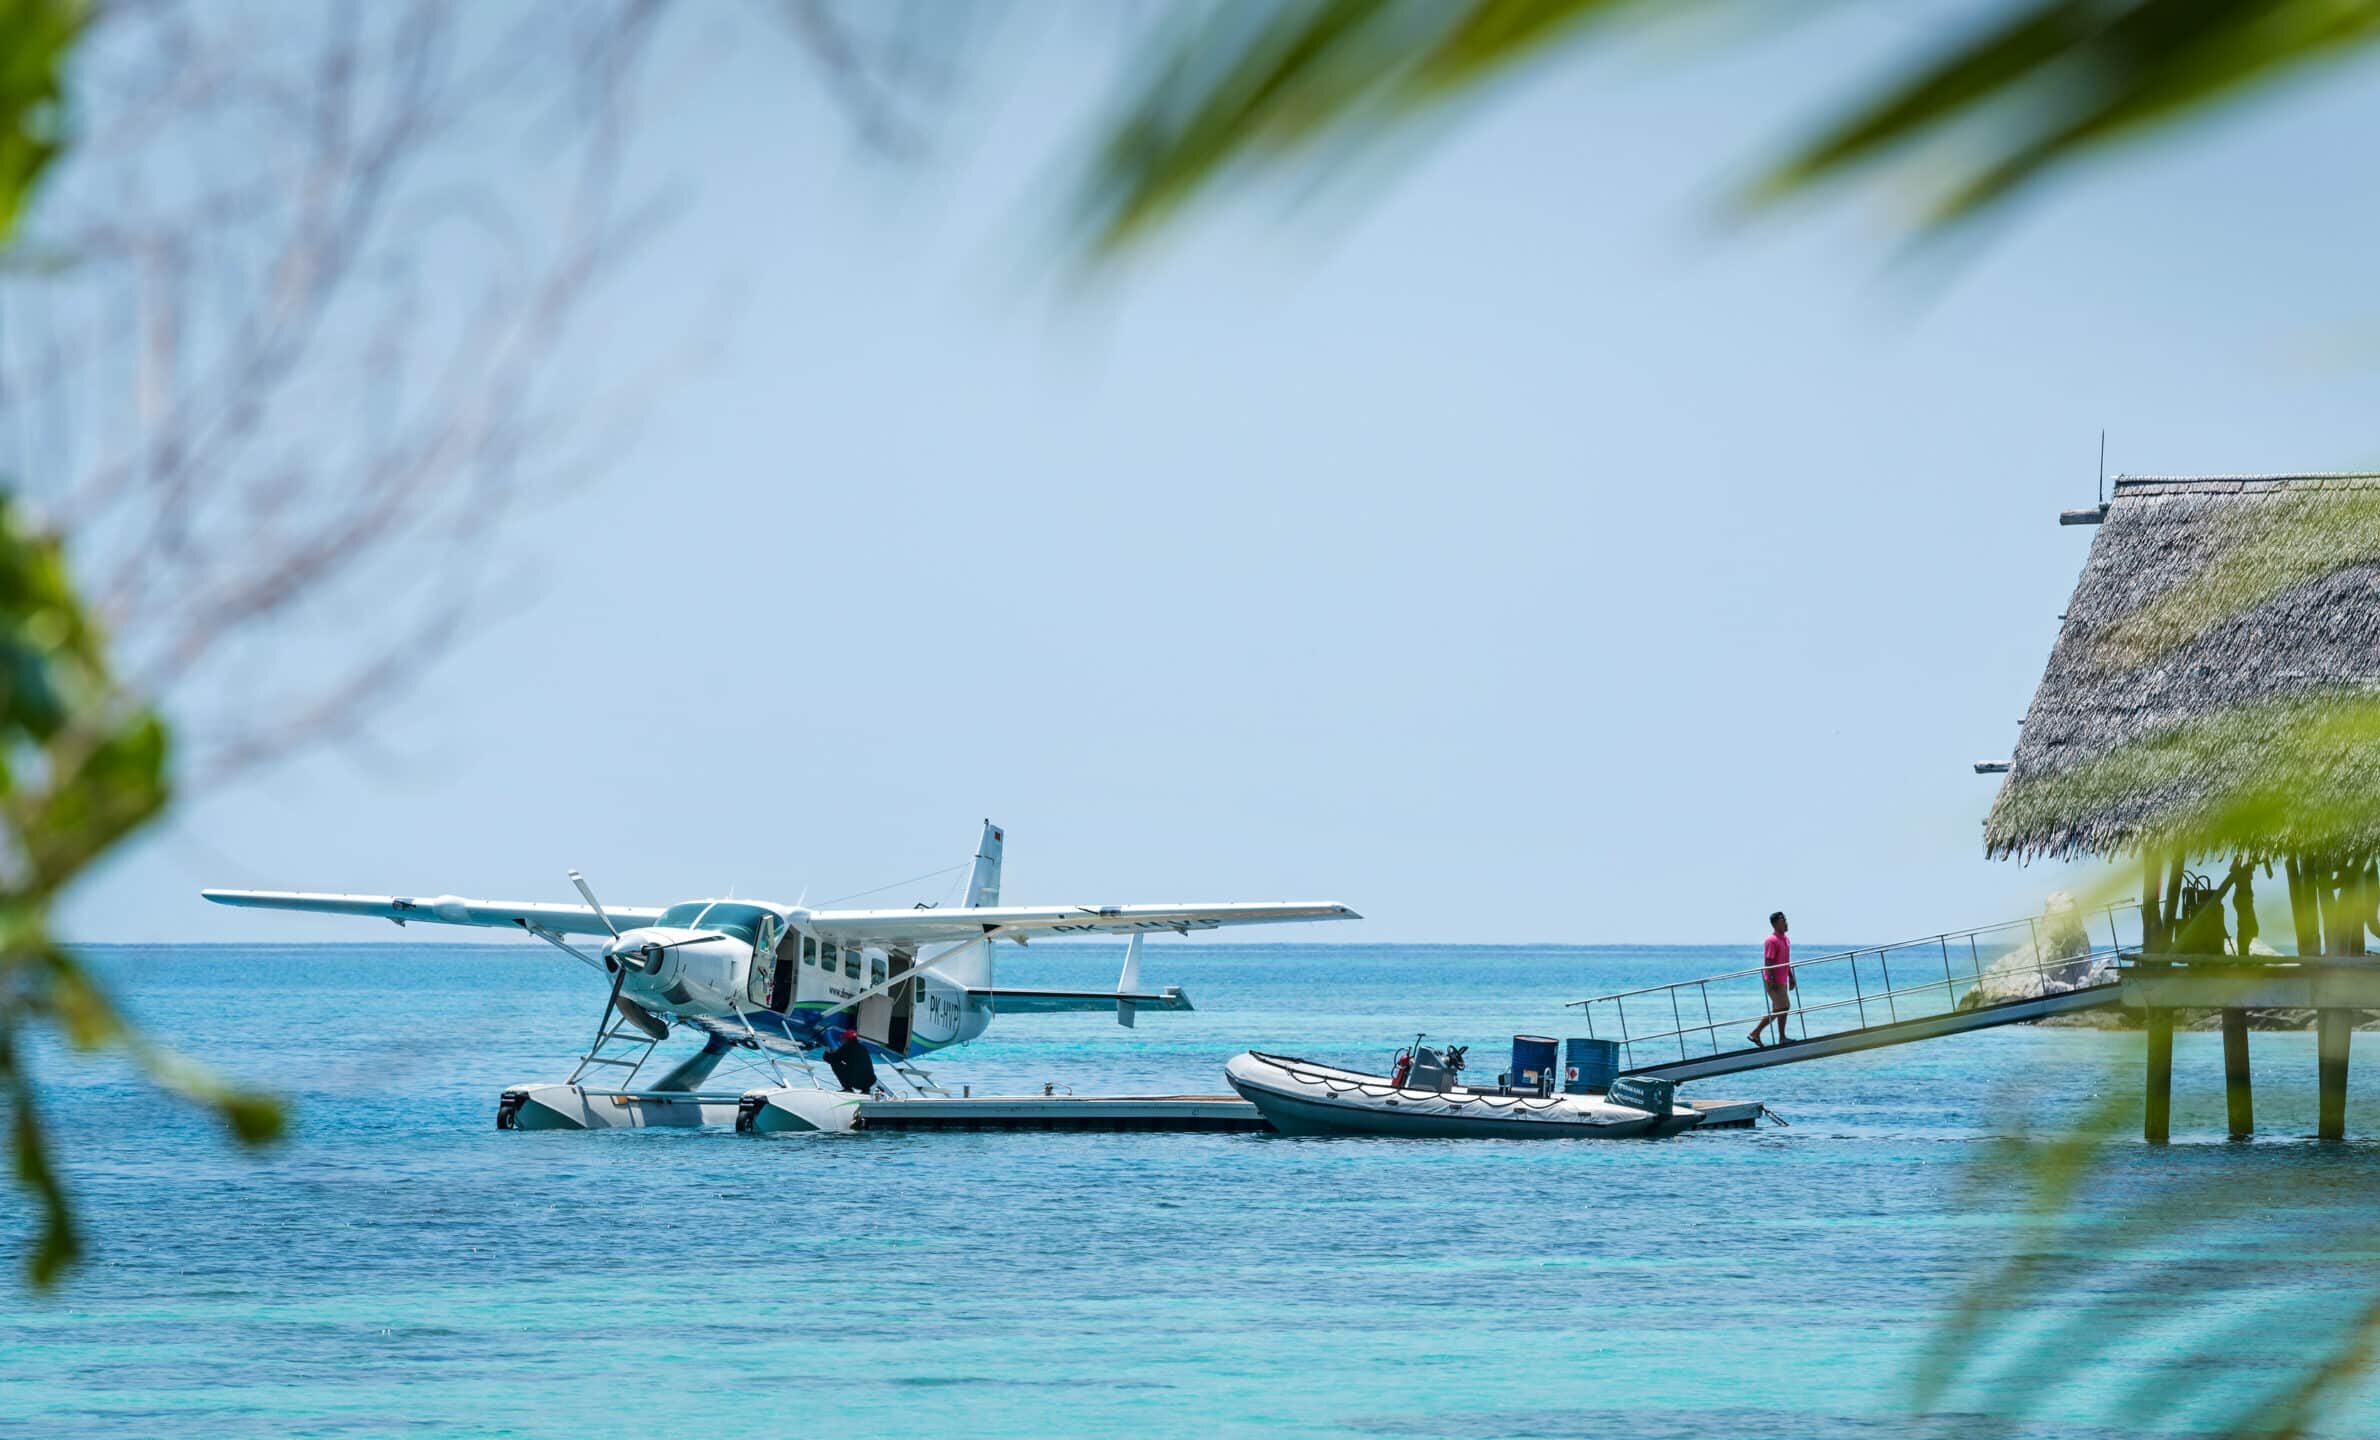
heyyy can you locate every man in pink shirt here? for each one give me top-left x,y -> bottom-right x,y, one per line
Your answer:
1748,910 -> 1796,1047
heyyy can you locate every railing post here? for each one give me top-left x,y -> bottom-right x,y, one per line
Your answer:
1849,949 -> 1866,1027
1880,949 -> 1897,1022
1941,936 -> 1956,1008
1699,981 -> 1715,1053
1671,989 -> 1687,1063
1969,934 -> 1982,982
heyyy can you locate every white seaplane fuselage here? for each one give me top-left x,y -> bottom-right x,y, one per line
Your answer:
593,902 -> 988,1062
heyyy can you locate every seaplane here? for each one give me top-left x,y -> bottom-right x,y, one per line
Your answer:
202,822 -> 1358,1132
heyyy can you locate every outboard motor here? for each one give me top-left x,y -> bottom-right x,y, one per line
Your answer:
1605,1074 -> 1676,1118
1405,1045 -> 1453,1092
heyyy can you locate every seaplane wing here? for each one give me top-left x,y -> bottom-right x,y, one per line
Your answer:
805,900 -> 1359,949
199,889 -> 666,937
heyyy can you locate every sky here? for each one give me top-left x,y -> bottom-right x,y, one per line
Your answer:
49,5 -> 2380,947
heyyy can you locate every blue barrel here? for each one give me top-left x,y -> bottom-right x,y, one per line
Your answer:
1510,1035 -> 1559,1093
1564,1037 -> 1620,1094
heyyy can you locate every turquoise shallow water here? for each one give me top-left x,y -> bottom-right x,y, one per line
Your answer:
8,942 -> 2380,1439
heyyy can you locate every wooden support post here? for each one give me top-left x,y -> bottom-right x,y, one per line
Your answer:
2144,852 -> 2166,952
2221,1008 -> 2252,1137
2288,854 -> 2322,957
2318,1008 -> 2352,1142
2145,1008 -> 2173,1144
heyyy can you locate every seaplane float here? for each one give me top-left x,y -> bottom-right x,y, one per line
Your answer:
204,821 -> 1358,1132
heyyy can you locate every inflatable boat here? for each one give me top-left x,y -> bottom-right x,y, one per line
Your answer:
1224,1050 -> 1705,1139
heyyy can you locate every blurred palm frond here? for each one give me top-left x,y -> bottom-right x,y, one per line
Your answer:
1075,0 -> 2380,256
0,0 -> 81,245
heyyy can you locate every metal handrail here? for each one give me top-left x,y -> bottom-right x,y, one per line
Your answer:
1595,943 -> 2126,1061
1565,901 -> 2140,1009
1569,901 -> 2143,1068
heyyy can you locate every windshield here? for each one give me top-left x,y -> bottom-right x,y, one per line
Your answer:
690,902 -> 772,946
649,901 -> 772,945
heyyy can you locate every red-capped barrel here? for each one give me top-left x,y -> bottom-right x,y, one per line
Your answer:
1564,1037 -> 1619,1094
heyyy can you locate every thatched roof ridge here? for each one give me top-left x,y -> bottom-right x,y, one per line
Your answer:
1984,473 -> 2380,861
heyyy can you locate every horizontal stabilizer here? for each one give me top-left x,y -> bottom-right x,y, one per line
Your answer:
969,986 -> 1194,1015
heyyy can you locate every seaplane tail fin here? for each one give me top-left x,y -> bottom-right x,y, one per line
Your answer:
1118,933 -> 1143,1028
964,820 -> 1004,908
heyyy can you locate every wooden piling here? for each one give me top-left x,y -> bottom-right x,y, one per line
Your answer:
2144,1008 -> 2173,1144
2287,854 -> 2322,957
2144,852 -> 2166,952
2221,1008 -> 2252,1137
2317,1008 -> 2352,1141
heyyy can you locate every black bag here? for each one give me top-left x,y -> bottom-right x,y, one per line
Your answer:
825,1036 -> 879,1094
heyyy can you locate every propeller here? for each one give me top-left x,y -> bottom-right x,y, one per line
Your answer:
630,934 -> 726,956
569,869 -> 620,938
595,951 -> 671,1042
517,917 -> 673,1044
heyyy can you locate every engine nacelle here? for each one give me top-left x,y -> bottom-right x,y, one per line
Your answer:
608,928 -> 751,1015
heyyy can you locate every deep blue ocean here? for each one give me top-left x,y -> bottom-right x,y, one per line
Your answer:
7,942 -> 2380,1439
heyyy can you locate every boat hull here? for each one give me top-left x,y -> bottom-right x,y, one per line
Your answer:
1225,1052 -> 1696,1140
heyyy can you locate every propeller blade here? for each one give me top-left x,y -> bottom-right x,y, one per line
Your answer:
612,994 -> 671,1042
588,957 -> 633,1052
568,869 -> 620,938
641,934 -> 726,954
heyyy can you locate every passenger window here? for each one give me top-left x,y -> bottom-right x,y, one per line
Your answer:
802,936 -> 817,967
911,976 -> 925,1001
843,947 -> 861,980
870,957 -> 887,986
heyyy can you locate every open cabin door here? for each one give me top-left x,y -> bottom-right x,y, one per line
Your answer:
756,915 -> 798,1013
885,950 -> 915,1054
855,948 -> 896,1048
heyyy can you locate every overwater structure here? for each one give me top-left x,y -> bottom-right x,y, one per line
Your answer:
1987,473 -> 2380,1140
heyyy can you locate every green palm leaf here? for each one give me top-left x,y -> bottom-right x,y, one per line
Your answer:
1076,0 -> 2380,251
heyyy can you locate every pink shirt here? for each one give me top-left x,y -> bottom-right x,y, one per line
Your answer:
1763,932 -> 1791,984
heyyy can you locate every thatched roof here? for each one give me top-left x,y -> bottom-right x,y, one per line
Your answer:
1985,474 -> 2380,862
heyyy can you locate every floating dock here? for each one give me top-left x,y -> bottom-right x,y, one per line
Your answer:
850,1093 -> 1763,1134
856,1093 -> 1268,1132
506,1082 -> 1765,1133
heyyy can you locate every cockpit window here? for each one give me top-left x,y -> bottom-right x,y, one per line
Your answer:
691,903 -> 772,946
652,901 -> 773,946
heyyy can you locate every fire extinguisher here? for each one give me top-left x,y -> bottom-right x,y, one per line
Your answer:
1390,1050 -> 1413,1088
